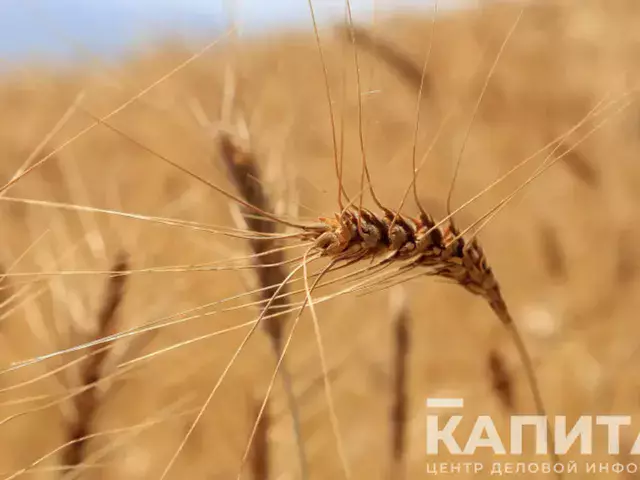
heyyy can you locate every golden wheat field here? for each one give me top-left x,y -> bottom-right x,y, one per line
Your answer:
1,0 -> 640,478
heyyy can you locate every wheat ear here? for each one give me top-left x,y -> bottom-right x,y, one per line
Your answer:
389,287 -> 410,480
488,349 -> 514,412
62,252 -> 128,470
340,16 -> 563,476
339,25 -> 430,95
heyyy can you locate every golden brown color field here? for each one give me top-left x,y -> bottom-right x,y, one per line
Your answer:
1,0 -> 640,478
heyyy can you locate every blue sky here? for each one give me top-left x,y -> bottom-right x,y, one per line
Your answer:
0,0 -> 444,64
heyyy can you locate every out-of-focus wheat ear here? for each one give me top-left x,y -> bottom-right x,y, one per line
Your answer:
217,131 -> 308,478
554,141 -> 600,189
538,222 -> 566,281
616,228 -> 636,287
250,396 -> 270,480
62,252 -> 129,470
338,25 -> 430,95
217,131 -> 287,348
389,287 -> 410,480
487,349 -> 514,412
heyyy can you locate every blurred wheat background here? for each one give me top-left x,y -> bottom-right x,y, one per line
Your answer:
1,0 -> 640,478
